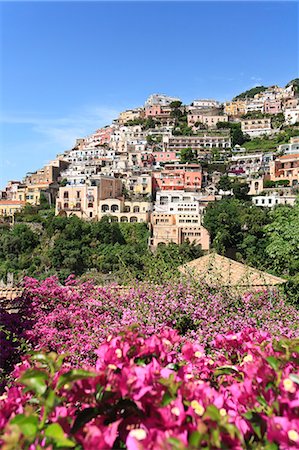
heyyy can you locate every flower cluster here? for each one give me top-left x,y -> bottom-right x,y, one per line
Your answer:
19,277 -> 299,367
0,328 -> 299,449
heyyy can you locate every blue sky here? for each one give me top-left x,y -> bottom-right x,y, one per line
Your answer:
0,1 -> 298,187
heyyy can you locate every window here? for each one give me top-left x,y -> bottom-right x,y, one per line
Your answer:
64,203 -> 69,209
64,192 -> 69,199
89,212 -> 93,218
88,203 -> 93,208
133,206 -> 140,213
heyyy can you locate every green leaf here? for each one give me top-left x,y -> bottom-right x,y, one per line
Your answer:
10,414 -> 38,438
214,365 -> 239,377
45,423 -> 75,447
189,431 -> 202,447
266,356 -> 280,372
289,374 -> 299,385
211,427 -> 221,447
203,405 -> 221,422
45,389 -> 56,409
243,411 -> 264,439
56,369 -> 96,390
167,437 -> 184,449
257,395 -> 268,409
19,369 -> 48,395
161,390 -> 173,406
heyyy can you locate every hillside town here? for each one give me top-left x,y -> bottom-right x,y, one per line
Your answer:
1,80 -> 299,251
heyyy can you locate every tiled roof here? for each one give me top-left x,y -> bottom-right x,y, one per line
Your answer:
178,253 -> 286,287
278,153 -> 299,160
0,201 -> 26,205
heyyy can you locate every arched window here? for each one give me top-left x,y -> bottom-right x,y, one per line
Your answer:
111,204 -> 119,212
120,216 -> 128,222
88,203 -> 93,208
254,182 -> 259,190
133,206 -> 140,213
64,203 -> 69,209
130,216 -> 138,223
124,206 -> 131,213
63,192 -> 69,199
76,202 -> 81,208
101,204 -> 109,212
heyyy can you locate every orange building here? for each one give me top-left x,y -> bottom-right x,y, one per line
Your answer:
270,153 -> 299,187
152,164 -> 202,192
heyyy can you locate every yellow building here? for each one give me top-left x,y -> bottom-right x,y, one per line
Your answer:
99,198 -> 151,223
0,200 -> 26,218
118,108 -> 145,125
224,100 -> 247,117
124,174 -> 152,197
150,212 -> 210,250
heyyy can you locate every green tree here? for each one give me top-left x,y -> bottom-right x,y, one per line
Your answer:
232,180 -> 250,200
169,101 -> 182,109
203,199 -> 243,255
216,176 -> 232,192
180,148 -> 197,164
264,203 -> 299,276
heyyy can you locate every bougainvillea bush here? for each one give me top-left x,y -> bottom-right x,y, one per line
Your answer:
19,276 -> 299,367
1,328 -> 299,449
1,276 -> 299,449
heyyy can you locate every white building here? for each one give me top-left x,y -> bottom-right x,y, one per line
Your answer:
145,94 -> 181,107
154,190 -> 215,217
245,99 -> 265,114
278,137 -> 299,155
284,106 -> 299,125
241,118 -> 272,137
252,193 -> 297,208
229,152 -> 274,177
191,99 -> 221,109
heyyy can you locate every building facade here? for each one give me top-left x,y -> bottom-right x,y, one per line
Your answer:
152,164 -> 202,192
241,118 -> 272,137
270,154 -> 299,186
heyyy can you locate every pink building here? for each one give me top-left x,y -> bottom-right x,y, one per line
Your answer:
263,100 -> 282,115
152,164 -> 202,192
152,151 -> 180,164
145,105 -> 172,118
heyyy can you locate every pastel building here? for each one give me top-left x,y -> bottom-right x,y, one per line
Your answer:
145,94 -> 180,107
99,199 -> 151,223
187,111 -> 228,129
123,173 -> 152,197
154,190 -> 215,215
152,164 -> 202,192
0,200 -> 26,218
244,99 -> 264,114
118,108 -> 145,125
191,99 -> 220,109
252,194 -> 297,208
151,151 -> 180,166
150,213 -> 210,250
270,154 -> 299,186
284,106 -> 299,125
263,99 -> 282,115
241,118 -> 272,137
278,137 -> 299,155
224,101 -> 246,116
55,177 -> 123,219
163,133 -> 231,151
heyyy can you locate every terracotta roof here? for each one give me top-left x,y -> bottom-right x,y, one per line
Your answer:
0,201 -> 26,205
278,153 -> 299,160
178,254 -> 286,287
